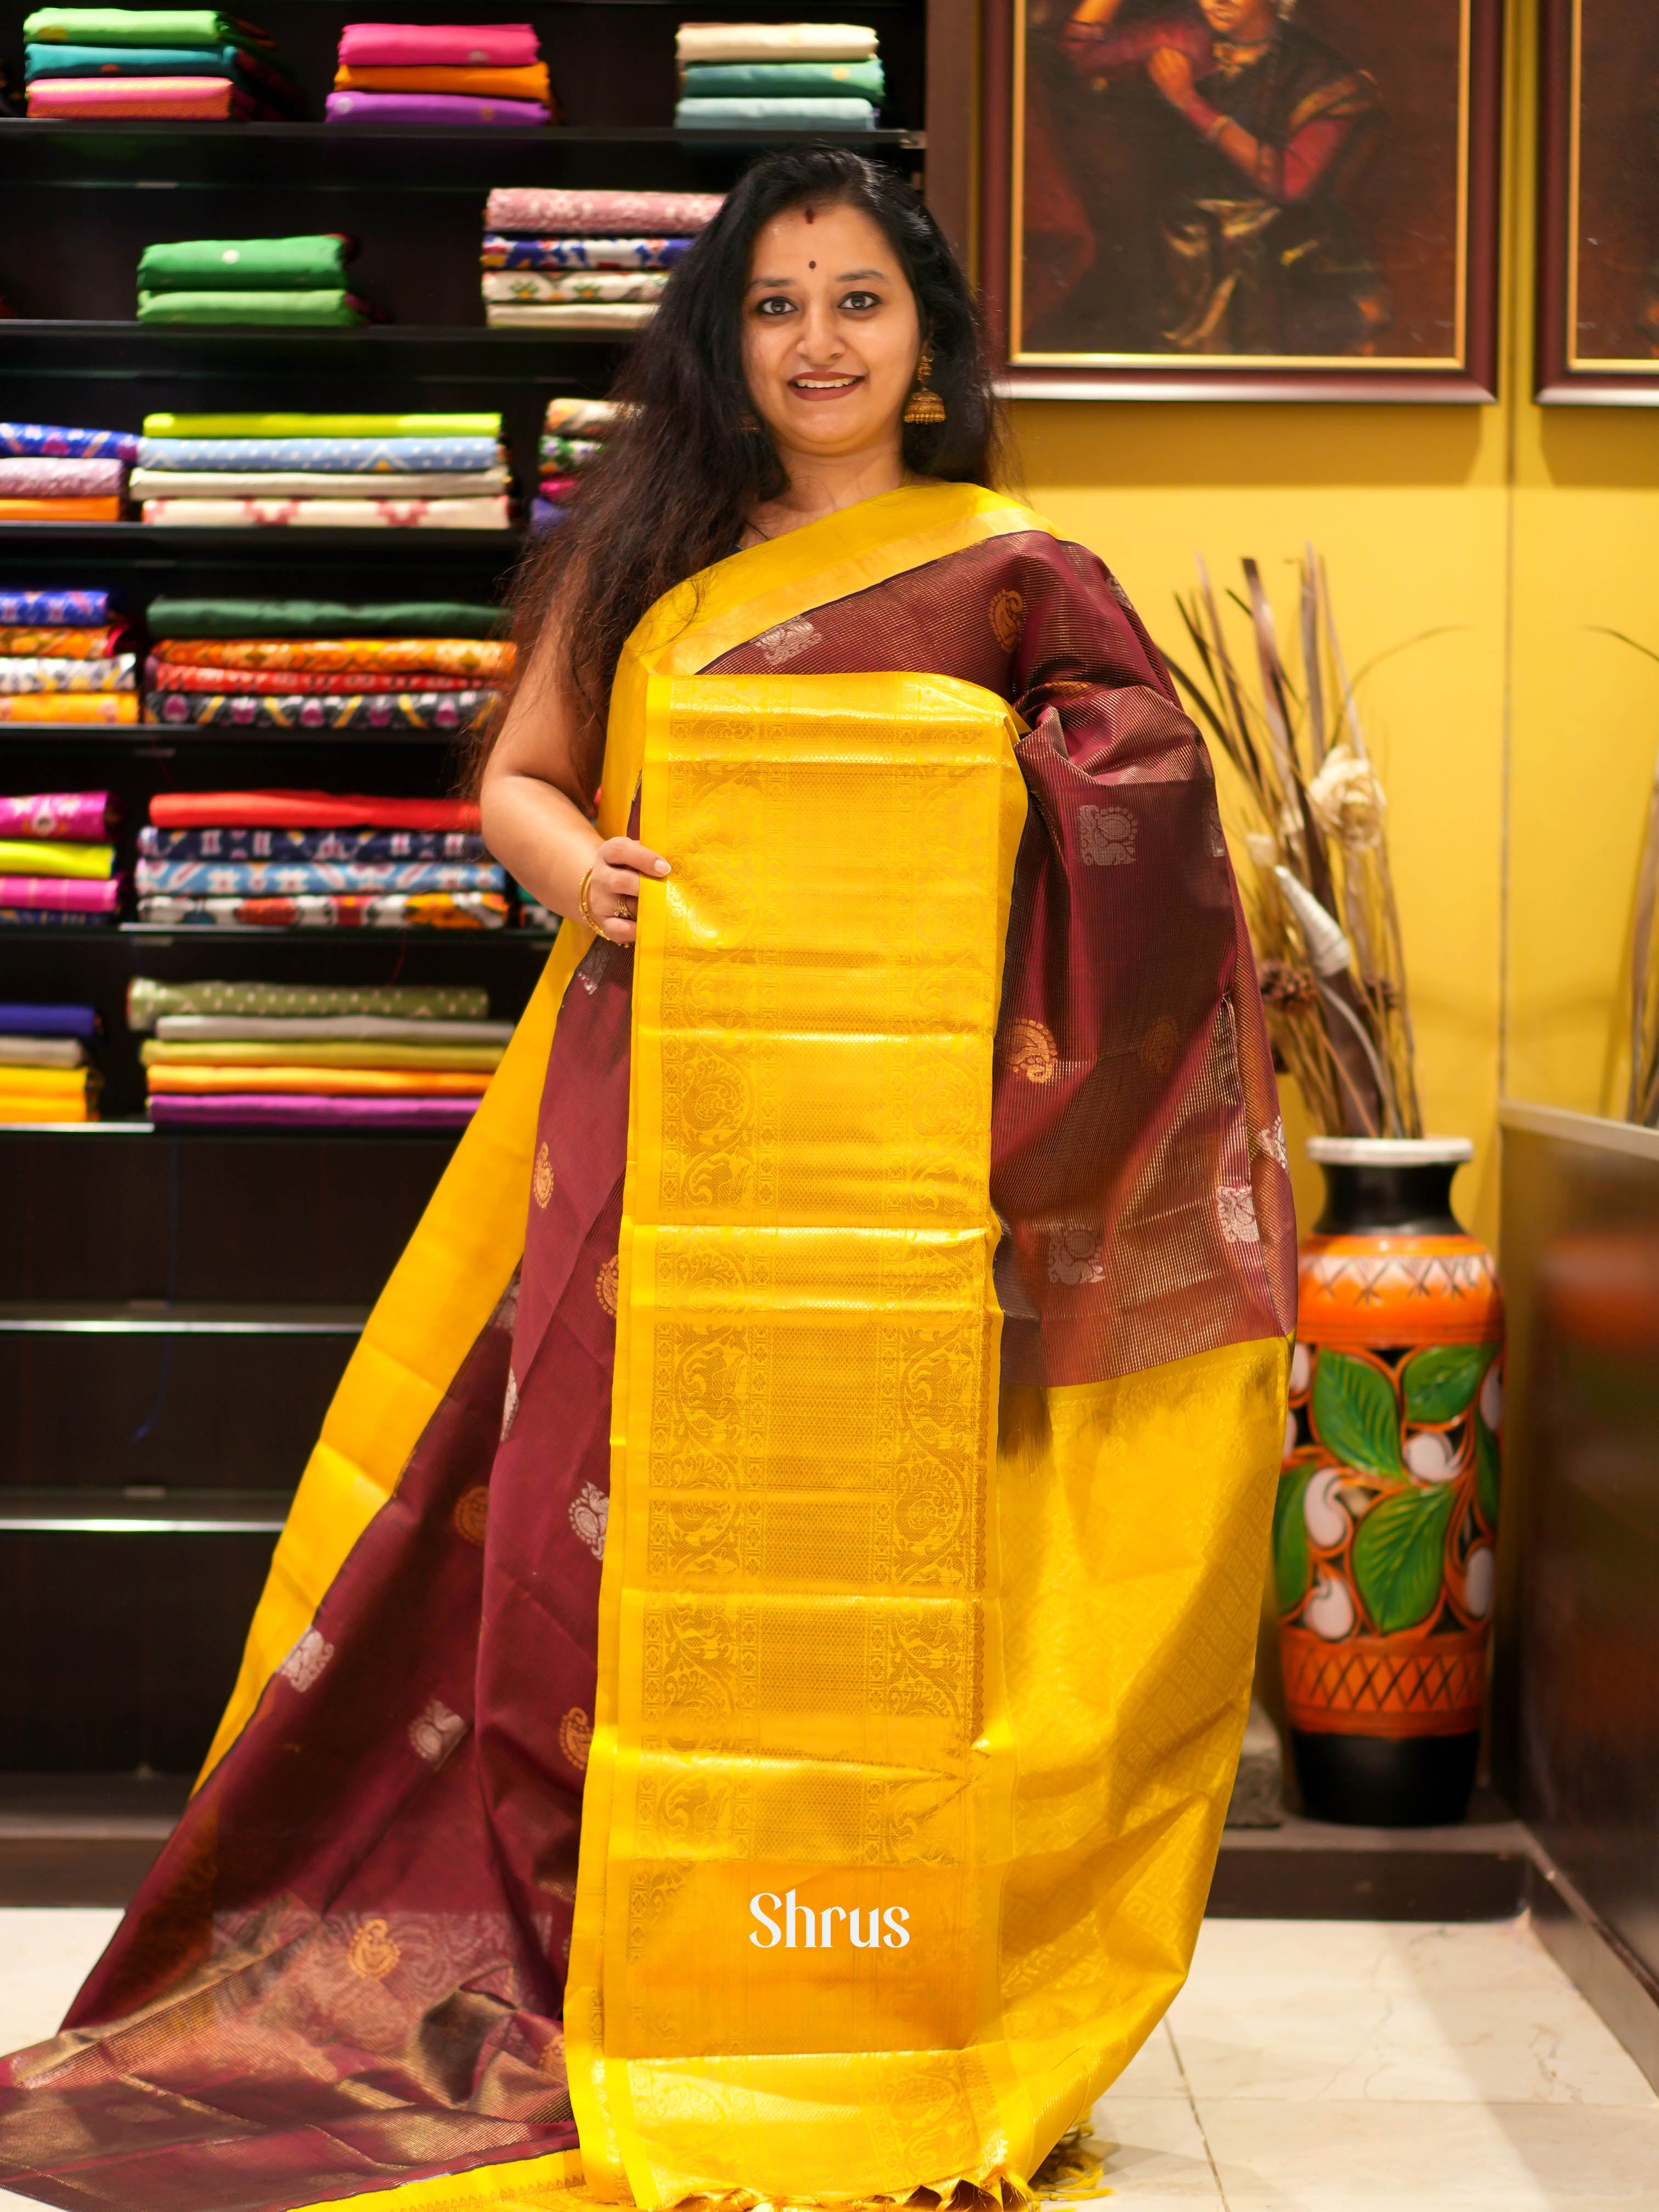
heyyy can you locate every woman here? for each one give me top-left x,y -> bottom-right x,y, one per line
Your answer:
0,150 -> 1293,2212
1053,0 -> 1386,354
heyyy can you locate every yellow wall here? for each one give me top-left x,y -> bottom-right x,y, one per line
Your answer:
999,0 -> 1657,1246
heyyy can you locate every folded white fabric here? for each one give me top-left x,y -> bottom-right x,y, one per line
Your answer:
482,270 -> 669,303
0,656 -> 136,693
675,21 -> 877,61
0,1035 -> 87,1068
486,302 -> 657,330
131,468 -> 510,499
141,497 -> 511,529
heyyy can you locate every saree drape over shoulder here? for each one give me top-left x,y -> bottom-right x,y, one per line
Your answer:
0,483 -> 1294,2212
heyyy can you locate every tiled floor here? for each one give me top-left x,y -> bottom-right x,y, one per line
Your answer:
0,1911 -> 1655,2209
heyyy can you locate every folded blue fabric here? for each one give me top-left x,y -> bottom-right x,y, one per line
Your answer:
0,1002 -> 98,1036
674,95 -> 876,128
0,424 -> 139,462
136,859 -> 506,895
0,589 -> 114,624
138,435 -> 500,472
27,41 -> 259,78
680,59 -> 884,98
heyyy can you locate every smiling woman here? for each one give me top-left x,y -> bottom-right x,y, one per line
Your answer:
0,149 -> 1294,2212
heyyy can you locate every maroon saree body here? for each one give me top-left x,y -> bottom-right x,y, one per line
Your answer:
0,512 -> 1293,2212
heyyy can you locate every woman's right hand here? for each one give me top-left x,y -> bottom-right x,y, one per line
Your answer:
584,834 -> 671,944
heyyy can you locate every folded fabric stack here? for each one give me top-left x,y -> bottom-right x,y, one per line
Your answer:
328,18 -> 557,128
0,588 -> 137,725
675,21 -> 881,129
129,974 -> 506,1130
137,789 -> 506,929
141,594 -> 509,732
0,788 -> 122,929
135,411 -> 511,529
0,424 -> 135,523
136,235 -> 374,329
0,999 -> 101,1124
532,394 -> 618,531
22,8 -> 300,122
482,187 -> 721,330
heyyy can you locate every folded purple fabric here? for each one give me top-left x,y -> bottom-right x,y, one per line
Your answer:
0,1002 -> 98,1037
148,1092 -> 479,1128
338,22 -> 540,67
0,874 -> 120,913
326,87 -> 548,125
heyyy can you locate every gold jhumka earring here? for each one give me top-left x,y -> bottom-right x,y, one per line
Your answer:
902,342 -> 946,425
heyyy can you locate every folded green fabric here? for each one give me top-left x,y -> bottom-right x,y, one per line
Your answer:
24,9 -> 268,50
137,290 -> 365,327
146,597 -> 504,638
680,57 -> 884,98
138,236 -> 349,294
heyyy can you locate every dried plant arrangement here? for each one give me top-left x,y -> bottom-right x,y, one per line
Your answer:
1165,552 -> 1424,1139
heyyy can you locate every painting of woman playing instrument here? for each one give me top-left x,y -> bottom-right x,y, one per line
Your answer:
1000,0 -> 1499,392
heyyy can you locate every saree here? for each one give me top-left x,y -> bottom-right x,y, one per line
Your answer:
0,483 -> 1293,2212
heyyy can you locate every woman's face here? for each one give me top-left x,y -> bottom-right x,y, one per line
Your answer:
741,200 -> 922,461
1199,0 -> 1279,33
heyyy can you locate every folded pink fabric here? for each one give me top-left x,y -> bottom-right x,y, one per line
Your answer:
338,22 -> 540,67
484,187 -> 725,236
0,875 -> 121,913
0,793 -> 116,843
27,77 -> 235,119
0,458 -> 126,499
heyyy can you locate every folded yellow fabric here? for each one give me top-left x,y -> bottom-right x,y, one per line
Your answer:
141,1040 -> 505,1071
145,1064 -> 492,1096
0,1066 -> 89,1098
332,60 -> 550,98
0,838 -> 115,880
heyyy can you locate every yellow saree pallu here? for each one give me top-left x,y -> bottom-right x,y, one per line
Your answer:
0,486 -> 1290,2212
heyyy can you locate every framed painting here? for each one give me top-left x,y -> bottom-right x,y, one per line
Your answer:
1538,0 -> 1659,402
980,0 -> 1504,400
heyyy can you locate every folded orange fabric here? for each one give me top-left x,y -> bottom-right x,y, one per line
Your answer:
332,61 -> 551,99
0,499 -> 123,522
0,695 -> 138,724
0,1094 -> 92,1123
0,628 -> 127,660
151,637 -> 513,678
146,1065 -> 492,1097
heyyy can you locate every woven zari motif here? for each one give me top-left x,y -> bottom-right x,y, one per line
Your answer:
571,672 -> 1028,2205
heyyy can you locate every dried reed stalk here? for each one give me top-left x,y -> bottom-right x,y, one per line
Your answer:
1165,550 -> 1424,1139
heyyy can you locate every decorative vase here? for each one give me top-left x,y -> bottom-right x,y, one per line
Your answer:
1277,1137 -> 1504,1826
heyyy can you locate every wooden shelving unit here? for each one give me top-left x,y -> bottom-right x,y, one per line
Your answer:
0,0 -> 943,1776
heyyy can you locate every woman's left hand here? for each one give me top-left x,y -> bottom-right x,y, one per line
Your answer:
1147,45 -> 1196,104
583,833 -> 671,945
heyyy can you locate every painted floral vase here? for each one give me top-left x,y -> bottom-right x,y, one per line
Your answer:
1277,1137 -> 1504,1826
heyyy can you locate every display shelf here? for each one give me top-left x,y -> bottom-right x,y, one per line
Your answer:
0,1302 -> 366,1333
0,521 -> 529,555
0,723 -> 487,747
0,1489 -> 295,1534
0,322 -> 650,378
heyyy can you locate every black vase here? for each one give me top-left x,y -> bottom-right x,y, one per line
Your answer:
1279,1138 -> 1504,1827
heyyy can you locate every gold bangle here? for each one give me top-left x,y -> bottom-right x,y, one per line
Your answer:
578,865 -> 600,932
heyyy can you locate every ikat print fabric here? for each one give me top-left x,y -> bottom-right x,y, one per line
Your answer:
136,859 -> 505,894
481,237 -> 692,269
0,590 -> 115,624
0,589 -> 129,724
0,426 -> 137,463
0,428 -> 132,517
135,892 -> 509,927
136,437 -> 501,472
533,394 -> 618,529
137,827 -> 486,861
0,658 -> 135,693
144,689 -> 496,730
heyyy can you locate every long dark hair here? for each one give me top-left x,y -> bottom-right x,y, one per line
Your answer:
473,147 -> 1006,800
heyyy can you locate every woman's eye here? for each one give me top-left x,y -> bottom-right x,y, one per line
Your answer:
839,290 -> 881,311
755,295 -> 795,316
